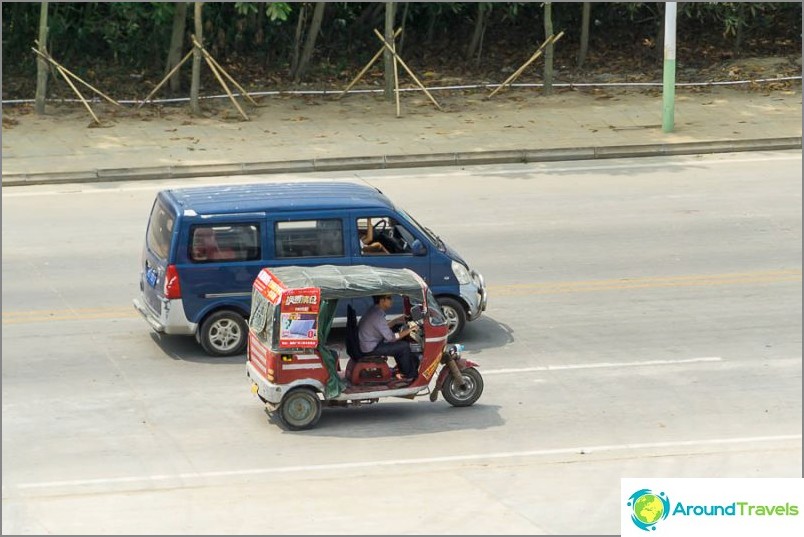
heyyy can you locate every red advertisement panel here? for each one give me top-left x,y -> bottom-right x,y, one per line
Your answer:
254,269 -> 286,304
278,287 -> 321,348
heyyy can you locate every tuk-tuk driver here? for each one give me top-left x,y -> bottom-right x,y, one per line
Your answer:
358,294 -> 419,381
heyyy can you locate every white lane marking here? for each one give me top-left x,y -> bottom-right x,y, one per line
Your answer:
15,434 -> 800,491
481,356 -> 723,375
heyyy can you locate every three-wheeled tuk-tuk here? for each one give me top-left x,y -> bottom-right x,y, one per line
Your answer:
246,265 -> 484,430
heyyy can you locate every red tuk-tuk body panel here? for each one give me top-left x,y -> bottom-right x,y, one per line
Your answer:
249,333 -> 328,385
273,351 -> 328,385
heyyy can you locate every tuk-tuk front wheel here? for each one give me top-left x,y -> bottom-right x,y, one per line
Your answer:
437,297 -> 466,342
442,367 -> 483,407
199,310 -> 247,357
278,388 -> 323,431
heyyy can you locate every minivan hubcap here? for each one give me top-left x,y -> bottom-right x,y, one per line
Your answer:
210,319 -> 241,351
442,306 -> 459,335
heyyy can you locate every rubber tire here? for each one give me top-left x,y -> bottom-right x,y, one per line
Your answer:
437,296 -> 466,342
199,310 -> 248,357
442,367 -> 483,407
278,388 -> 323,431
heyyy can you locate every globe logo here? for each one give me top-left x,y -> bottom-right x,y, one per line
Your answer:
627,489 -> 670,531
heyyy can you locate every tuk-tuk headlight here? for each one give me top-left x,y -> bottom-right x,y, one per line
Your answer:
451,261 -> 471,285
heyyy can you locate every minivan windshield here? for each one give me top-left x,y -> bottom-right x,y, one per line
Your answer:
396,208 -> 442,250
146,199 -> 175,260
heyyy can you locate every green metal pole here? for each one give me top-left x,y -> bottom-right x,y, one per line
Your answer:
662,2 -> 677,133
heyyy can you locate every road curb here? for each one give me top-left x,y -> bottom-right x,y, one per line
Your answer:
2,137 -> 800,187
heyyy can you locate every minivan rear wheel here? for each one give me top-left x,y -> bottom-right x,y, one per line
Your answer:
437,297 -> 466,342
199,310 -> 247,356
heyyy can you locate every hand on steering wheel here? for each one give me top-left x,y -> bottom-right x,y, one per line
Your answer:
373,219 -> 387,234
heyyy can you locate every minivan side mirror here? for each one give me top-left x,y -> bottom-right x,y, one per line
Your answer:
410,305 -> 424,322
411,239 -> 426,256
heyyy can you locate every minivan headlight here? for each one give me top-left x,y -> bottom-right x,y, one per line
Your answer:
452,261 -> 471,285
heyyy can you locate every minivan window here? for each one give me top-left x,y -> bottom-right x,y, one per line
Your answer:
275,219 -> 344,258
146,200 -> 175,260
190,224 -> 261,263
357,216 -> 416,255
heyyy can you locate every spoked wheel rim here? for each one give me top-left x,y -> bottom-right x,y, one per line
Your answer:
208,318 -> 242,352
441,305 -> 460,337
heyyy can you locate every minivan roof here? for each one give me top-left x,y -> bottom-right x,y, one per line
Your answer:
162,181 -> 394,215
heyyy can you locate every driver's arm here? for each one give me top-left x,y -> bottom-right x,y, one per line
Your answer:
364,218 -> 374,244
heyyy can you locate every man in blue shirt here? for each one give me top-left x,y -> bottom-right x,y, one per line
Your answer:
358,294 -> 419,381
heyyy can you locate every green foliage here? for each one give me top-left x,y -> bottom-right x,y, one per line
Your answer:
266,2 -> 292,22
1,1 -> 800,90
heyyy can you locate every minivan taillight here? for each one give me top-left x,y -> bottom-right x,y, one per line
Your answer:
164,264 -> 182,299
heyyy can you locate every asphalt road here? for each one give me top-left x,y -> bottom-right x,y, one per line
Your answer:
2,151 -> 801,534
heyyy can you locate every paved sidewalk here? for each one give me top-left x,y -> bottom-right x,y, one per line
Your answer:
1,85 -> 801,186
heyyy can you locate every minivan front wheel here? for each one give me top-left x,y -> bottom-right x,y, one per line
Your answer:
199,310 -> 247,356
437,297 -> 466,342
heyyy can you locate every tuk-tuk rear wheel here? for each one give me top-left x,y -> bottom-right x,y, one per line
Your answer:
442,367 -> 483,407
278,388 -> 323,431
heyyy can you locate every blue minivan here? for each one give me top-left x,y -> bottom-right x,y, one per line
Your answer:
133,181 -> 487,356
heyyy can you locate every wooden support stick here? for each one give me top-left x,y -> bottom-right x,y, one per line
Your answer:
137,48 -> 194,109
392,35 -> 401,117
192,36 -> 259,106
487,30 -> 565,99
337,28 -> 402,100
55,65 -> 101,124
373,29 -> 442,111
32,46 -> 120,107
203,54 -> 249,121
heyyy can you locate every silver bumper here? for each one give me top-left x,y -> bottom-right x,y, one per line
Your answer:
461,270 -> 488,321
246,360 -> 325,405
133,296 -> 196,336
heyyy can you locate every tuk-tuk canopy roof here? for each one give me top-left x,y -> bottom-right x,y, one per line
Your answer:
260,264 -> 427,300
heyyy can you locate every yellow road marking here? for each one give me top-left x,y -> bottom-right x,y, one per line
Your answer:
2,269 -> 800,325
488,269 -> 801,296
3,307 -> 138,324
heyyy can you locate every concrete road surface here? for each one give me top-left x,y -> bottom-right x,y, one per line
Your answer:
2,151 -> 801,534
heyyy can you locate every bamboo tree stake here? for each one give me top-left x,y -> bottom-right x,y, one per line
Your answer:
32,45 -> 120,107
54,65 -> 101,124
391,34 -> 401,117
203,53 -> 249,120
336,27 -> 402,100
372,29 -> 442,111
487,30 -> 564,99
137,48 -> 194,109
192,36 -> 258,106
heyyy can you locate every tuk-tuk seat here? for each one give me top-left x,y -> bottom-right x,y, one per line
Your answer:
346,305 -> 387,362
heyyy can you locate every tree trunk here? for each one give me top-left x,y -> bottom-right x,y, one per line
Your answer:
35,1 -> 49,115
290,4 -> 307,78
543,2 -> 554,95
383,2 -> 396,101
293,2 -> 325,82
734,1 -> 745,56
578,2 -> 590,68
398,2 -> 410,55
465,3 -> 488,64
654,2 -> 665,64
190,2 -> 203,116
165,2 -> 187,93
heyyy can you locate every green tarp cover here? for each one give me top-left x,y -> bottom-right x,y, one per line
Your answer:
265,264 -> 426,300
